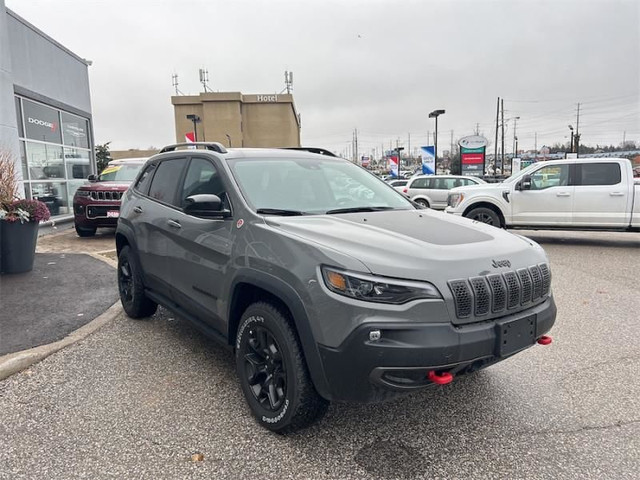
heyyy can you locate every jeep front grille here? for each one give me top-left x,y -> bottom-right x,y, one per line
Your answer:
90,190 -> 123,201
448,263 -> 550,319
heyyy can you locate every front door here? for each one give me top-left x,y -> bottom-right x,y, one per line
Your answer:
168,157 -> 235,333
510,163 -> 573,225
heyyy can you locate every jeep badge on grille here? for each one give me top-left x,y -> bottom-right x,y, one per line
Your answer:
492,259 -> 511,268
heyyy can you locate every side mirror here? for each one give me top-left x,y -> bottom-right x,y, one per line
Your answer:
519,174 -> 532,191
87,174 -> 98,182
183,194 -> 231,218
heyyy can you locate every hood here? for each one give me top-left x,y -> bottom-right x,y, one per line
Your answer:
450,182 -> 503,194
76,181 -> 132,192
265,209 -> 546,284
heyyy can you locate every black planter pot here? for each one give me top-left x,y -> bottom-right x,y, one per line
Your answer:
0,220 -> 39,274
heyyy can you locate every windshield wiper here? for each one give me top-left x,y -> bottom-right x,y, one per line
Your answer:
325,206 -> 396,214
256,208 -> 307,216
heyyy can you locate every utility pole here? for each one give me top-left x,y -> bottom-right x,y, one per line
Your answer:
354,128 -> 359,163
494,97 -> 499,175
500,99 -> 505,174
575,102 -> 581,158
408,133 -> 411,162
535,132 -> 538,153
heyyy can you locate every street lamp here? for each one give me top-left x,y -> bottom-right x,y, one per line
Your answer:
428,109 -> 445,173
568,125 -> 574,153
225,133 -> 232,147
512,116 -> 520,161
186,114 -> 201,142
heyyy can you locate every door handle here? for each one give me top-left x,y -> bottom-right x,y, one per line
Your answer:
556,192 -> 571,197
133,206 -> 143,214
167,219 -> 182,229
609,192 -> 625,197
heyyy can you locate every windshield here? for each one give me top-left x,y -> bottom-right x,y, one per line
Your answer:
99,163 -> 144,182
229,157 -> 414,215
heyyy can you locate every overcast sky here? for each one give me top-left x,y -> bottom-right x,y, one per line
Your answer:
7,0 -> 640,157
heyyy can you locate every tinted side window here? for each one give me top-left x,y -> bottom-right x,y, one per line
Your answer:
410,178 -> 428,188
181,157 -> 224,207
148,159 -> 185,206
134,164 -> 156,195
579,163 -> 621,186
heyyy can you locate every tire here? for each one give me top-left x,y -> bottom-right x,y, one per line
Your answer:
235,302 -> 329,433
117,245 -> 158,318
415,198 -> 430,208
75,225 -> 97,237
465,207 -> 501,227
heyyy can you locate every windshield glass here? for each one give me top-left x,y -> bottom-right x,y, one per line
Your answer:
99,163 -> 144,182
229,157 -> 414,214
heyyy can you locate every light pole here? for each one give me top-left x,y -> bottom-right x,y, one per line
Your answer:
512,116 -> 520,162
186,114 -> 201,142
225,133 -> 232,147
429,109 -> 445,174
568,125 -> 574,153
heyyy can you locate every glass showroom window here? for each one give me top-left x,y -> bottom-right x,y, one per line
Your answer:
16,96 -> 93,218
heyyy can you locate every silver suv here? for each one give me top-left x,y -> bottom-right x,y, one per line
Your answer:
116,143 -> 556,433
405,174 -> 486,209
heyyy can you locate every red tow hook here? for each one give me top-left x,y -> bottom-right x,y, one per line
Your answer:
537,335 -> 553,345
427,370 -> 454,385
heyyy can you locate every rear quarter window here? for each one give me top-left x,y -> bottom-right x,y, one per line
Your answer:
133,164 -> 156,195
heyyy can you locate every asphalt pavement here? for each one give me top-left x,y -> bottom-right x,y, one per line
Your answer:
0,252 -> 117,356
0,229 -> 638,479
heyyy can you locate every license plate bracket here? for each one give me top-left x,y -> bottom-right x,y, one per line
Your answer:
496,314 -> 536,357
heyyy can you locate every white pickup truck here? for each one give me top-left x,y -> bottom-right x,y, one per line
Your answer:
445,157 -> 640,231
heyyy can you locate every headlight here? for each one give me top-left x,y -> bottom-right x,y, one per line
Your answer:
321,267 -> 441,304
75,190 -> 91,197
448,193 -> 464,208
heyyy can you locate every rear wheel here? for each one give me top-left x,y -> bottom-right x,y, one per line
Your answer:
117,245 -> 157,318
235,302 -> 328,433
465,207 -> 501,227
75,225 -> 97,237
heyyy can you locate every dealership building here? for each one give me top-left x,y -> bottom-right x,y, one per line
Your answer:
0,2 -> 94,218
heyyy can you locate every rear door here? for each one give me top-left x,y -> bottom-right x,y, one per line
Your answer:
572,161 -> 631,227
133,157 -> 187,299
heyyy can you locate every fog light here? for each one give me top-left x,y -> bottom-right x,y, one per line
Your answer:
369,330 -> 381,341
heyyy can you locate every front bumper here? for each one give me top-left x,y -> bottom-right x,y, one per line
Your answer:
444,206 -> 462,215
73,199 -> 121,228
318,296 -> 556,403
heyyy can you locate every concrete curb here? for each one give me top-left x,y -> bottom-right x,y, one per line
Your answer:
0,301 -> 124,381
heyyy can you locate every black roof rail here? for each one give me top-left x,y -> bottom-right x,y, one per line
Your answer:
159,142 -> 228,154
281,147 -> 338,157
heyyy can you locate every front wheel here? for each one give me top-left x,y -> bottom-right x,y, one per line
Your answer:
465,207 -> 501,227
235,302 -> 328,433
75,225 -> 97,237
414,198 -> 430,208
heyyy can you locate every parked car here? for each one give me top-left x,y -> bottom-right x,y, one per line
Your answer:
446,157 -> 640,231
404,175 -> 486,209
73,158 -> 147,237
116,143 -> 556,433
387,179 -> 408,192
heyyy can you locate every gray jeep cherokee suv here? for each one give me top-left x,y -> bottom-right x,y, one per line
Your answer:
116,143 -> 556,432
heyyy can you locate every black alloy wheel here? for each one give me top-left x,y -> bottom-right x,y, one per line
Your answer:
235,302 -> 328,433
117,245 -> 158,318
243,326 -> 287,411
